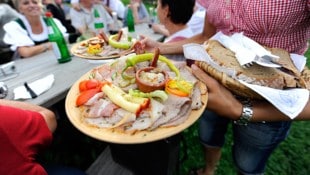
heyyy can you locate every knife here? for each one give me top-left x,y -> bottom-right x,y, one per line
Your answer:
24,82 -> 37,98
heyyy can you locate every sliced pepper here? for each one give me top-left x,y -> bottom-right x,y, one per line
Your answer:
101,84 -> 150,115
165,79 -> 189,97
108,34 -> 132,49
129,89 -> 168,102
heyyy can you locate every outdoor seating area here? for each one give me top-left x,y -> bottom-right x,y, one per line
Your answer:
0,0 -> 310,175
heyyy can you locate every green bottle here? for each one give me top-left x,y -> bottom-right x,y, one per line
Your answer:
45,12 -> 71,63
94,8 -> 104,35
126,8 -> 136,40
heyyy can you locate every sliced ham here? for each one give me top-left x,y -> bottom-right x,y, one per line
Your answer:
150,94 -> 191,130
83,98 -> 119,118
191,82 -> 203,110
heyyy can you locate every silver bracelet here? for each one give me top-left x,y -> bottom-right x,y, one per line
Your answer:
234,99 -> 253,126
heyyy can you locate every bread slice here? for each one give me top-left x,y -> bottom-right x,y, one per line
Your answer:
196,40 -> 307,99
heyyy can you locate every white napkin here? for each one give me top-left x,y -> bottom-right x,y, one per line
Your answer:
183,42 -> 308,119
212,32 -> 281,68
14,74 -> 55,100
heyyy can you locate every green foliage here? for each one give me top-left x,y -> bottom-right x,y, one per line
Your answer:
180,121 -> 310,175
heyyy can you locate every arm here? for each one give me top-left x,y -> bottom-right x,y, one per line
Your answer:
0,99 -> 57,132
17,42 -> 52,58
141,13 -> 216,54
191,64 -> 310,121
151,24 -> 170,36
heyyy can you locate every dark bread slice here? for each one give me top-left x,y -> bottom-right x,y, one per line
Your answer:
196,40 -> 307,99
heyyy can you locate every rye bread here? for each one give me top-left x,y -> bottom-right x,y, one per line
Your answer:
196,40 -> 307,99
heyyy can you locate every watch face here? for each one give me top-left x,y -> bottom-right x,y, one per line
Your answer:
234,105 -> 253,126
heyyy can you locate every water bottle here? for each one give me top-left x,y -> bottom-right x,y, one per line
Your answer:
45,12 -> 71,63
109,11 -> 120,35
126,8 -> 136,40
94,8 -> 104,35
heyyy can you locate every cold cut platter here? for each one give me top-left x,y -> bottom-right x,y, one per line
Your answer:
65,52 -> 207,144
70,31 -> 140,60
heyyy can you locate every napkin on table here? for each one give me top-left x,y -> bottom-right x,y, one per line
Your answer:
14,74 -> 55,100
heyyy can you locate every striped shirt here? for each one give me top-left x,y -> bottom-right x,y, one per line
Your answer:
199,0 -> 310,54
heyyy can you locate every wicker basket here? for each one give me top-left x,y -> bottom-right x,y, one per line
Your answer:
195,61 -> 310,100
195,61 -> 263,99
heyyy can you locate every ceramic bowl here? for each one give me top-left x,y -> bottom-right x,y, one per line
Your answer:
135,67 -> 168,93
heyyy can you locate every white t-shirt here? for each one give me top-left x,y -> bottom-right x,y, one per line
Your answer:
70,4 -> 113,33
164,26 -> 194,43
70,0 -> 125,19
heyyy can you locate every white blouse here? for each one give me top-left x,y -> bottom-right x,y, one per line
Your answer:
3,15 -> 67,51
164,27 -> 194,43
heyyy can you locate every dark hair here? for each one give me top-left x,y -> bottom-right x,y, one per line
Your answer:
160,0 -> 195,24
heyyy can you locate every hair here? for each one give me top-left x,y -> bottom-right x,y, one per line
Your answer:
13,0 -> 43,10
160,0 -> 195,24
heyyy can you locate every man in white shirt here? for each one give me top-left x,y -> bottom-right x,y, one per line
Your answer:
70,0 -> 125,20
70,0 -> 114,36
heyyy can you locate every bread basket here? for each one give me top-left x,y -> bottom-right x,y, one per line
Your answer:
195,40 -> 309,100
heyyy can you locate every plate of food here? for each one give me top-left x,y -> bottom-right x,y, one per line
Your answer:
70,30 -> 142,60
65,50 -> 207,144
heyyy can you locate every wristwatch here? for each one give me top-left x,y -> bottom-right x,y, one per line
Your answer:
234,99 -> 253,126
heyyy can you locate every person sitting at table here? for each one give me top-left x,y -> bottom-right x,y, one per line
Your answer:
70,0 -> 125,20
156,0 -> 195,43
0,99 -> 88,175
3,0 -> 68,59
0,99 -> 57,174
123,0 -> 149,26
151,0 -> 195,62
69,0 -> 114,39
151,0 -> 205,37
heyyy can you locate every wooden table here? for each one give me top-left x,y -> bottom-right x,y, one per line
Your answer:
2,23 -> 164,107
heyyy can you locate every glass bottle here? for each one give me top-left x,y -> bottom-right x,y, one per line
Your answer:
45,12 -> 71,63
126,8 -> 136,40
109,11 -> 120,34
94,8 -> 104,35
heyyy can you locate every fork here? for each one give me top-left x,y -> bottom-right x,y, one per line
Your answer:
242,55 -> 282,69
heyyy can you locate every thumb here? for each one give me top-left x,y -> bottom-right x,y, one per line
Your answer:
191,64 -> 220,92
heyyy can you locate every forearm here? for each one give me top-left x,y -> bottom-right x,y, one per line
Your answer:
0,99 -> 57,132
158,33 -> 209,54
251,100 -> 310,121
18,43 -> 50,58
159,16 -> 216,54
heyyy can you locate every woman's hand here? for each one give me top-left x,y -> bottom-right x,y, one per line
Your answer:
191,64 -> 242,119
139,35 -> 161,53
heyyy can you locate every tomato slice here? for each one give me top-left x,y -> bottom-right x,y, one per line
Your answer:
86,79 -> 101,90
79,80 -> 88,92
76,89 -> 101,106
79,79 -> 102,92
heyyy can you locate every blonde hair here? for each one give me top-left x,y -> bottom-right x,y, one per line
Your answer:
13,0 -> 44,13
13,0 -> 43,9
